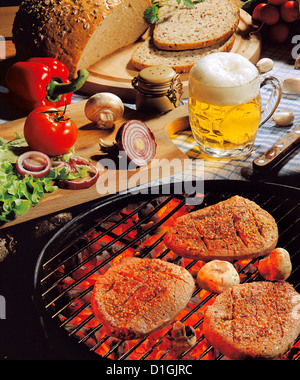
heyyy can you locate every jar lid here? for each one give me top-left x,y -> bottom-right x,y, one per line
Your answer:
138,66 -> 177,85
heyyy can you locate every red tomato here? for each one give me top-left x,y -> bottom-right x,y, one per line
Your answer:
252,3 -> 267,22
260,4 -> 281,25
24,105 -> 78,156
268,22 -> 290,43
280,1 -> 300,22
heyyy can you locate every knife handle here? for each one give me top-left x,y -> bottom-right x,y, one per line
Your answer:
253,127 -> 300,171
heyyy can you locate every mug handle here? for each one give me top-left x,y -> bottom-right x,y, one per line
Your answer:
259,75 -> 282,127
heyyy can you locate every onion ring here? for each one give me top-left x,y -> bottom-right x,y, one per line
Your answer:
16,151 -> 52,178
57,156 -> 99,190
51,160 -> 73,173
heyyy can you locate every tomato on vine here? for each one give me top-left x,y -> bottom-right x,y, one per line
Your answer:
24,104 -> 78,156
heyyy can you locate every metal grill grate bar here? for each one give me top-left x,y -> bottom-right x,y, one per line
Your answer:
36,186 -> 300,360
45,196 -> 187,315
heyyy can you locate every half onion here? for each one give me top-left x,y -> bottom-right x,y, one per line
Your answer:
16,151 -> 52,178
115,120 -> 157,167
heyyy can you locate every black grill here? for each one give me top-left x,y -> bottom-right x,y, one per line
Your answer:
34,180 -> 300,360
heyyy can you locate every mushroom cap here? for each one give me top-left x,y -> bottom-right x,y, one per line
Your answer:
258,248 -> 292,281
84,92 -> 124,129
197,260 -> 240,294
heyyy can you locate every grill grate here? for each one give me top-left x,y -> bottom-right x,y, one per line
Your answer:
34,181 -> 300,360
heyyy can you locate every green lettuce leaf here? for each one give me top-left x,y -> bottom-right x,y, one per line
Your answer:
0,134 -> 88,223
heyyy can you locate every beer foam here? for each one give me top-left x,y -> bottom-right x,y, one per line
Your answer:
189,52 -> 260,106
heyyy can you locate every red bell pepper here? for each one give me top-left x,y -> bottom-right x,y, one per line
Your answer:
5,58 -> 89,112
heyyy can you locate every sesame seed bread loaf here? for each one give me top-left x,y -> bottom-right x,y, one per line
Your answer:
130,34 -> 235,74
12,0 -> 151,78
152,0 -> 240,51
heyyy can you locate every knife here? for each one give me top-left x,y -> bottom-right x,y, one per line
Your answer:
252,124 -> 300,172
241,124 -> 300,180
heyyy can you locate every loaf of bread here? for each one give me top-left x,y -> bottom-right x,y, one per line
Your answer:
130,34 -> 235,73
152,0 -> 240,51
12,0 -> 151,78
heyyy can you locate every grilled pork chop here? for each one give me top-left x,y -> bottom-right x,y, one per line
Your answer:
91,257 -> 195,340
203,281 -> 300,360
164,196 -> 278,261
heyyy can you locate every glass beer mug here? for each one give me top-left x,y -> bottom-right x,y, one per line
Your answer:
188,52 -> 282,159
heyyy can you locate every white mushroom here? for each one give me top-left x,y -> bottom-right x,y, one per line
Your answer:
197,260 -> 240,294
168,321 -> 196,352
258,248 -> 292,281
84,92 -> 124,129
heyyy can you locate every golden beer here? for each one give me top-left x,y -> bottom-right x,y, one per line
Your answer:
188,52 -> 281,159
189,94 -> 262,155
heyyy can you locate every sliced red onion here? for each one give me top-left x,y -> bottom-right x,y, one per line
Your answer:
115,120 -> 157,167
57,156 -> 99,190
16,151 -> 52,178
69,155 -> 92,167
51,160 -> 73,173
23,157 -> 46,172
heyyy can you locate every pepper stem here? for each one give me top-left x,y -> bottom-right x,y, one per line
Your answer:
46,69 -> 89,103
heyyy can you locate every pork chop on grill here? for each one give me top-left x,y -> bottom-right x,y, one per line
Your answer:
203,281 -> 300,360
91,257 -> 195,340
164,196 -> 278,261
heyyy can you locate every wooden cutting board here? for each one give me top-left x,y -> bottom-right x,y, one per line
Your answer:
83,9 -> 261,101
0,101 -> 191,229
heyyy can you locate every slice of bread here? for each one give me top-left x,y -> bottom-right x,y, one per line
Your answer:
152,0 -> 240,51
130,34 -> 235,73
12,0 -> 151,78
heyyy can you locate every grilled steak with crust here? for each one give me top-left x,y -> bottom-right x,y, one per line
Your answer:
91,257 -> 195,340
164,196 -> 278,261
203,281 -> 300,360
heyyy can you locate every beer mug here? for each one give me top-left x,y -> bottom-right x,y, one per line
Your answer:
188,52 -> 282,159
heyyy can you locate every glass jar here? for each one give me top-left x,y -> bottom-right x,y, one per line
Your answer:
132,66 -> 183,113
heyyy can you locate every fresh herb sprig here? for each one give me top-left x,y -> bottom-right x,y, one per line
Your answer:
144,0 -> 205,24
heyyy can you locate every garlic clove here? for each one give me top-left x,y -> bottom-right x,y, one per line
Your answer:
272,110 -> 295,126
99,138 -> 116,149
256,58 -> 274,73
295,56 -> 300,70
85,92 -> 124,129
282,77 -> 300,95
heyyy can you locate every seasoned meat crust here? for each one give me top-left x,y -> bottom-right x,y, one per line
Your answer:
91,257 -> 195,340
164,196 -> 278,261
203,281 -> 300,360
